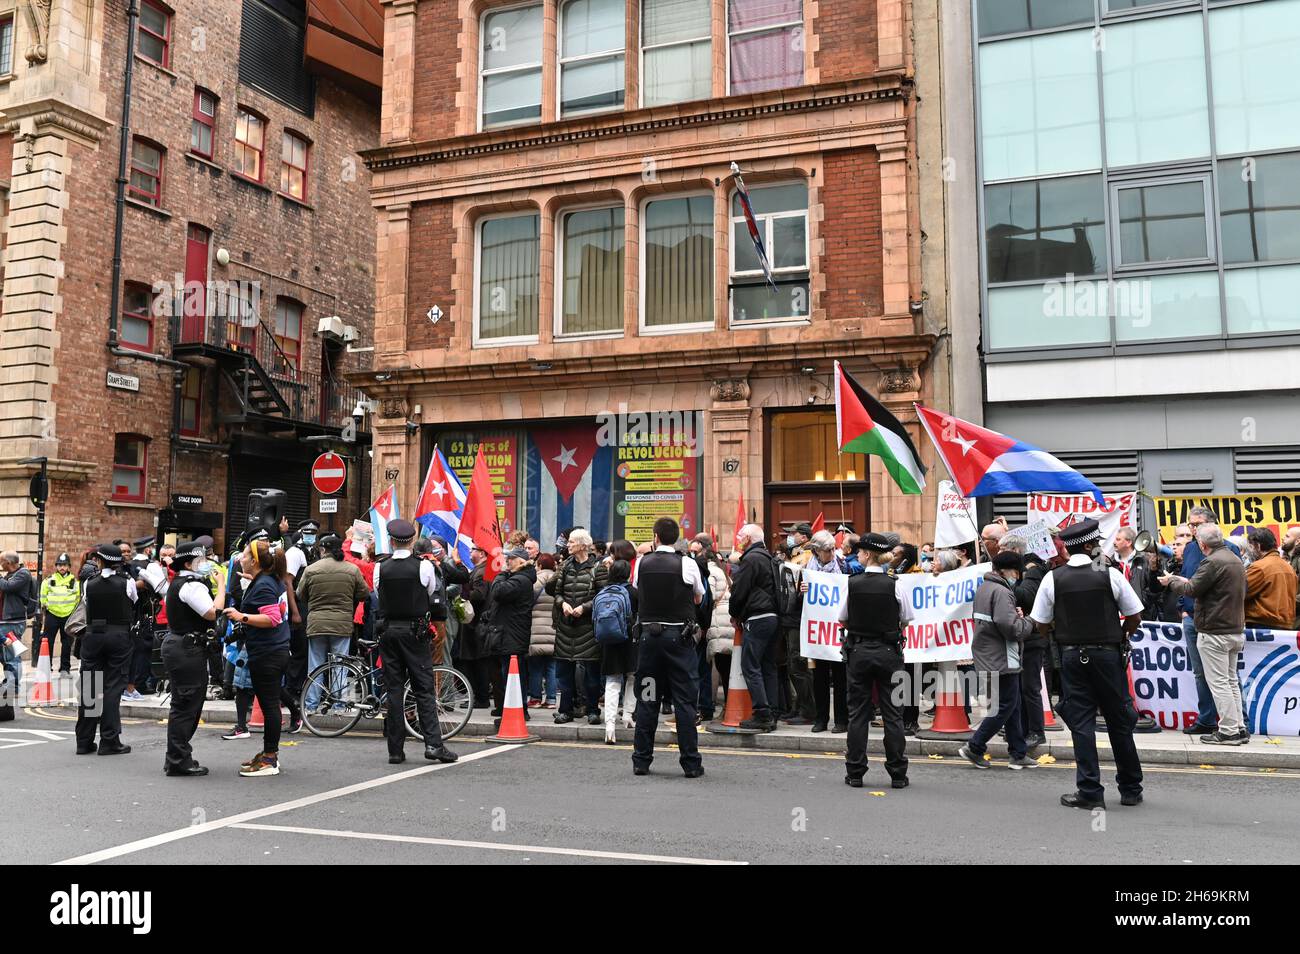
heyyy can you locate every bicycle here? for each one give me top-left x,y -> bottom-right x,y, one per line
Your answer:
299,637 -> 473,741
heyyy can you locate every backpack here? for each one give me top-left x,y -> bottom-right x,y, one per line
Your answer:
593,584 -> 632,645
772,556 -> 800,624
695,566 -> 714,630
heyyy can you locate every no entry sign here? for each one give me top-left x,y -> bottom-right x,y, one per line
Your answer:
311,452 -> 347,496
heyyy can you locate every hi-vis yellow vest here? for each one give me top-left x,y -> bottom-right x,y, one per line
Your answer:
40,572 -> 81,618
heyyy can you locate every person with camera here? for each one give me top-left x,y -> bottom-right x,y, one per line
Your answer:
630,517 -> 705,778
371,519 -> 459,766
161,541 -> 227,777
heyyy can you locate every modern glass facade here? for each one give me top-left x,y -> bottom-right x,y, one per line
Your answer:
974,0 -> 1300,353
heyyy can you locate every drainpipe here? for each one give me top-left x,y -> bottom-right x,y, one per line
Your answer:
107,0 -> 140,351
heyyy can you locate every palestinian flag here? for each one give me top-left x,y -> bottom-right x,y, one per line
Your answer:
834,361 -> 926,495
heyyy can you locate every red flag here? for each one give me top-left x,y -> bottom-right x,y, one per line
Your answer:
810,512 -> 825,535
733,492 -> 746,550
457,447 -> 504,582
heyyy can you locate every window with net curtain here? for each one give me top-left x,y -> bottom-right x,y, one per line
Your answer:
481,4 -> 543,128
479,214 -> 541,340
561,0 -> 625,116
643,196 -> 713,329
561,207 -> 624,335
728,0 -> 804,94
642,0 -> 712,106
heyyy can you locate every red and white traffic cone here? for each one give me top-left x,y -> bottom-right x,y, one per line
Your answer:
249,696 -> 265,728
917,662 -> 972,740
1041,680 -> 1063,732
486,655 -> 539,744
708,625 -> 761,734
30,637 -> 54,706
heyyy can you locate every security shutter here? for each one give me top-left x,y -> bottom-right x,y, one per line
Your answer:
239,0 -> 315,117
1234,447 -> 1300,492
991,450 -> 1141,526
226,452 -> 314,539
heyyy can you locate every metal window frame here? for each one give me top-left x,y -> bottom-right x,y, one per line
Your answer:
727,182 -> 810,323
479,1 -> 545,132
1109,173 -> 1216,270
473,210 -> 543,348
558,0 -> 626,119
982,171 -> 1111,284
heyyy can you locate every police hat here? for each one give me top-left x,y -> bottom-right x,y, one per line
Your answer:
1059,518 -> 1102,547
193,535 -> 215,551
857,532 -> 894,553
247,528 -> 270,543
133,535 -> 156,550
95,543 -> 124,564
297,520 -> 320,533
387,518 -> 417,542
172,540 -> 205,565
55,552 -> 71,566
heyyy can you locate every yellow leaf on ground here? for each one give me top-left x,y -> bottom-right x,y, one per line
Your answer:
869,791 -> 887,797
1036,754 -> 1057,764
281,740 -> 299,747
1259,767 -> 1278,774
927,754 -> 945,760
1198,764 -> 1215,770
1264,738 -> 1282,745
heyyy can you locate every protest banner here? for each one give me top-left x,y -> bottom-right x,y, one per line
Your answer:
1153,493 -> 1300,544
900,563 -> 989,664
798,568 -> 849,662
1026,491 -> 1137,556
350,519 -> 374,551
1130,622 -> 1300,735
934,480 -> 978,548
1002,518 -> 1056,562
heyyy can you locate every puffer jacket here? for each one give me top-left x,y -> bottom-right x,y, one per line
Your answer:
295,556 -> 368,638
530,568 -> 557,656
546,554 -> 608,661
704,561 -> 733,660
482,564 -> 537,657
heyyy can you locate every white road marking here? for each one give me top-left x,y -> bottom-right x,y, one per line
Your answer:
231,822 -> 748,865
0,727 -> 75,740
54,744 -> 517,866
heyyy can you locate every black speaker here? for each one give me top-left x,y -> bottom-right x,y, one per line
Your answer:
247,488 -> 288,534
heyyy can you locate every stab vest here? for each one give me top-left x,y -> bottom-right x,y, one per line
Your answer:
378,556 -> 429,621
1051,563 -> 1124,646
165,575 -> 209,635
636,551 -> 695,625
85,573 -> 134,630
845,571 -> 902,642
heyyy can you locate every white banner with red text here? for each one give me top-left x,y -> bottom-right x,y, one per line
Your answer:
1026,491 -> 1138,557
901,563 -> 991,664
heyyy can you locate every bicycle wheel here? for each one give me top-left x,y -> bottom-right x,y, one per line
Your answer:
301,660 -> 367,737
403,665 -> 474,742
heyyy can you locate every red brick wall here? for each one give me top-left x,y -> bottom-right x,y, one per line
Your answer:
410,0 -> 461,143
815,2 -> 880,81
405,199 -> 456,350
820,148 -> 883,320
43,0 -> 378,560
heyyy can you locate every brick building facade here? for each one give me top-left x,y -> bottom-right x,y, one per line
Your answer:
0,0 -> 384,566
362,0 -> 942,545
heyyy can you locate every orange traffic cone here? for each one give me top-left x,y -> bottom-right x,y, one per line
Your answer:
1041,680 -> 1063,732
486,655 -> 539,744
30,637 -> 54,706
708,625 -> 761,734
249,696 -> 265,728
917,662 -> 972,739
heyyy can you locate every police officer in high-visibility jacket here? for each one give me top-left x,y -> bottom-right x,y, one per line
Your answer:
40,553 -> 80,673
1030,518 -> 1145,810
75,544 -> 139,756
839,533 -> 914,790
161,540 -> 227,777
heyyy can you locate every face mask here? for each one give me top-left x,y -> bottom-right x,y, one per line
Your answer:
195,560 -> 214,577
303,535 -> 317,546
785,534 -> 797,549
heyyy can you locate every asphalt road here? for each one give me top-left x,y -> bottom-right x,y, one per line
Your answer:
6,707 -> 1298,865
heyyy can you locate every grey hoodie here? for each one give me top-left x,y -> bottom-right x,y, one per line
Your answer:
971,572 -> 1033,674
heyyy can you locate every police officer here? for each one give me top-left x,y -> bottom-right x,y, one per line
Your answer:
373,519 -> 459,765
1029,518 -> 1146,810
630,517 -> 706,778
161,541 -> 227,777
840,533 -> 914,789
75,544 -> 138,756
39,552 -> 80,673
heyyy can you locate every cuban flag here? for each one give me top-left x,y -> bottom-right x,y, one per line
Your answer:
369,485 -> 400,554
414,448 -> 470,562
915,404 -> 1106,505
731,162 -> 777,293
524,426 -> 614,548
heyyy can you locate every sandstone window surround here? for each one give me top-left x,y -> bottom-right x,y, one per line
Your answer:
0,13 -> 14,77
469,0 -> 812,132
467,173 -> 816,347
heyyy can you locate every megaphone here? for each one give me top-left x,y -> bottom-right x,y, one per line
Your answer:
1134,530 -> 1154,552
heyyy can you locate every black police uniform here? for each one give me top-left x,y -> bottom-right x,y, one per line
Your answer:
631,550 -> 703,776
161,572 -> 215,775
376,554 -> 448,759
75,572 -> 135,753
842,570 -> 909,785
1052,562 -> 1143,804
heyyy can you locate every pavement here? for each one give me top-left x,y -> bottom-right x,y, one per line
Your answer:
4,703 -> 1298,865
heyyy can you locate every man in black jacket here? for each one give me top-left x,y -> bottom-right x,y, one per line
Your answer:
1002,536 -> 1049,747
729,524 -> 782,731
482,547 -> 537,721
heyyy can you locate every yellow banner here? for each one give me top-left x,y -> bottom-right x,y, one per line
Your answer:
1153,493 -> 1300,543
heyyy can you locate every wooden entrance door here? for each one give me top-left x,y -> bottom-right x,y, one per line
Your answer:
765,485 -> 871,544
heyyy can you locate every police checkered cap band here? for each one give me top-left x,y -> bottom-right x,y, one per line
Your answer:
863,532 -> 893,552
1060,520 -> 1102,546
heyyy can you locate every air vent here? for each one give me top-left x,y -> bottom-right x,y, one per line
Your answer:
1160,470 -> 1215,496
1234,447 -> 1300,492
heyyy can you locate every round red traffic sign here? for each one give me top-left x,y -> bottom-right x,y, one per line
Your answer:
311,452 -> 347,496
